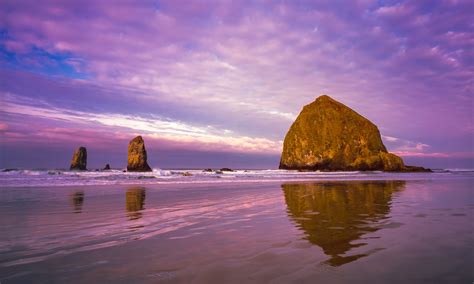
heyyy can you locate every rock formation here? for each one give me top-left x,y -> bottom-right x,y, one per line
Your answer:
127,136 -> 152,172
70,147 -> 87,170
103,164 -> 111,170
279,95 -> 429,171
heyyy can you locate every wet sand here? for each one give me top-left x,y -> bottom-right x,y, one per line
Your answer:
0,178 -> 473,283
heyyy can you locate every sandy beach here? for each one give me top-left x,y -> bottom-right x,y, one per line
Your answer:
1,174 -> 472,283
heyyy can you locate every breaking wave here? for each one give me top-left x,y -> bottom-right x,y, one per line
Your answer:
0,167 -> 471,187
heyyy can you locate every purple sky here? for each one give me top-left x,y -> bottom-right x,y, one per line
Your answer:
0,0 -> 473,169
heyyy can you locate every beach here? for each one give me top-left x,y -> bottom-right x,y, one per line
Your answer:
1,0 -> 472,283
0,171 -> 472,283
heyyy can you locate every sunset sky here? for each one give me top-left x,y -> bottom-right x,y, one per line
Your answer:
1,0 -> 472,169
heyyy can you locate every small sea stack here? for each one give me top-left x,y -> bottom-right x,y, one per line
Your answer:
103,164 -> 111,170
127,136 -> 152,172
70,146 -> 87,171
280,95 -> 430,172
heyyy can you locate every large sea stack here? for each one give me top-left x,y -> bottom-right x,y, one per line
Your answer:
70,146 -> 87,171
280,95 -> 428,172
127,136 -> 152,172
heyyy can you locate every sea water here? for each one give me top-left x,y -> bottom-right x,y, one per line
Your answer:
0,168 -> 471,187
0,170 -> 472,283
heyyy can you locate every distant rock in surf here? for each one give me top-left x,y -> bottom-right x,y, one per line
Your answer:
402,165 -> 431,172
220,168 -> 234,172
280,95 -> 430,172
1,168 -> 18,172
70,147 -> 87,171
127,136 -> 152,172
103,164 -> 111,170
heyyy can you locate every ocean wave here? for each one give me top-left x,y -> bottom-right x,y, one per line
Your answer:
444,168 -> 474,173
1,168 -> 472,187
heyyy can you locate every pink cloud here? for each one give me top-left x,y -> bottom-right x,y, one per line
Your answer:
375,3 -> 415,18
0,123 -> 8,131
393,151 -> 451,158
394,151 -> 474,158
0,0 -> 472,168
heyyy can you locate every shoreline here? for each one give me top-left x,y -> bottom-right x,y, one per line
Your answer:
2,171 -> 473,189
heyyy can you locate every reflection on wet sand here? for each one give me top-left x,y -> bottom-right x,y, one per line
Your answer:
282,181 -> 405,266
70,191 -> 84,213
126,187 -> 146,221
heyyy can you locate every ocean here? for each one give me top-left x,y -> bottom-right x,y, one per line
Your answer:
0,169 -> 473,283
1,168 -> 472,187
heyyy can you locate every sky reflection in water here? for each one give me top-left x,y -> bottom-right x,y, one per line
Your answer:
0,177 -> 472,283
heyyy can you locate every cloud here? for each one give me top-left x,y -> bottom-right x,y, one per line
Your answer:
1,93 -> 282,154
0,123 -> 8,131
393,151 -> 450,158
397,142 -> 430,152
382,134 -> 473,159
0,0 -> 472,167
382,135 -> 431,152
375,3 -> 414,17
382,134 -> 433,156
381,135 -> 399,142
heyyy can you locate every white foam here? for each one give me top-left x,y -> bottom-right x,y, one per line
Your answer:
0,167 -> 469,188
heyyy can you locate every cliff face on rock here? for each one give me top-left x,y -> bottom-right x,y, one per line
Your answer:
280,95 -> 426,171
70,147 -> 87,170
127,136 -> 152,172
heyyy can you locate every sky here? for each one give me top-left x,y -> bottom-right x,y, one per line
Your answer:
0,0 -> 473,169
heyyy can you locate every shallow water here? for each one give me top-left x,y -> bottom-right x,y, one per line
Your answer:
1,168 -> 472,187
0,175 -> 473,283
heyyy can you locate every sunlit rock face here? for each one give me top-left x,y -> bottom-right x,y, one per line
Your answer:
282,181 -> 405,266
127,136 -> 152,172
280,95 -> 405,171
70,146 -> 87,170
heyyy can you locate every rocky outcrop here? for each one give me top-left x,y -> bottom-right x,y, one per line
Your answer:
127,136 -> 152,172
70,147 -> 87,170
279,95 -> 430,172
103,164 -> 111,170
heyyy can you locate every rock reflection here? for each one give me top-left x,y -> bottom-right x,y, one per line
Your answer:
282,181 -> 405,266
126,187 -> 146,221
70,191 -> 84,213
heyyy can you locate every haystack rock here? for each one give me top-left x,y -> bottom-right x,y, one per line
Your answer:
127,136 -> 152,172
279,95 -> 429,172
70,146 -> 87,171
